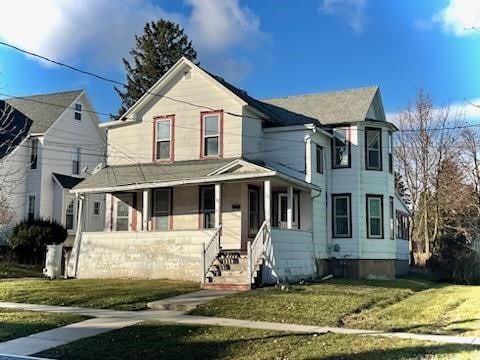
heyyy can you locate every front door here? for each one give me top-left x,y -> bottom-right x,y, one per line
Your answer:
277,193 -> 299,229
113,194 -> 133,231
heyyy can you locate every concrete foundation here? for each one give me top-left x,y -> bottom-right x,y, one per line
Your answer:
328,259 -> 397,280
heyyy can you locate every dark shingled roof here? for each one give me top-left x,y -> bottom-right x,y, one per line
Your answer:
5,90 -> 83,134
53,173 -> 85,189
0,100 -> 32,159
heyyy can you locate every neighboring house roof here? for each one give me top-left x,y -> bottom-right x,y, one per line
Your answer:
52,173 -> 85,189
262,86 -> 380,126
4,90 -> 83,134
0,100 -> 32,159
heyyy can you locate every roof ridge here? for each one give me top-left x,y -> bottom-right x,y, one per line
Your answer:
262,85 -> 379,102
5,89 -> 84,100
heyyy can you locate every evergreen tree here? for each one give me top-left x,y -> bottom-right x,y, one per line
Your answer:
115,20 -> 198,116
394,172 -> 410,205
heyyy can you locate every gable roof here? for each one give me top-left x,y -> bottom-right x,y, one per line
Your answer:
262,86 -> 380,126
52,173 -> 85,189
4,90 -> 83,134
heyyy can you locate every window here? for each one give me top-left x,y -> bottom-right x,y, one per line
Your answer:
388,132 -> 393,173
153,189 -> 171,230
366,128 -> 382,170
74,103 -> 82,121
316,145 -> 324,174
332,128 -> 350,168
93,201 -> 100,216
72,148 -> 80,175
65,197 -> 75,230
154,117 -> 174,161
200,186 -> 215,228
30,138 -> 38,169
389,196 -> 394,240
396,211 -> 409,240
248,186 -> 260,236
367,195 -> 383,238
27,196 -> 35,222
332,194 -> 351,237
201,112 -> 221,157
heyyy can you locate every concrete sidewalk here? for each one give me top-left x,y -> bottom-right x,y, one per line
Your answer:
1,301 -> 480,350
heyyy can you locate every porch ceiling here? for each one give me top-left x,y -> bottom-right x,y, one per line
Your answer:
71,158 -> 318,194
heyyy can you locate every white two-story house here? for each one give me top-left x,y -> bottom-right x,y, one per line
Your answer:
69,58 -> 410,288
0,90 -> 106,246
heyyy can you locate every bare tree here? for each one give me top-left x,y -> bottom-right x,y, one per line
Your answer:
395,89 -> 462,263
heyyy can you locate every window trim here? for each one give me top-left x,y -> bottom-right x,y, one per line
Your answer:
30,138 -> 38,169
74,103 -> 82,121
332,193 -> 352,238
200,110 -> 223,159
72,147 -> 81,175
199,185 -> 216,229
366,194 -> 384,239
153,115 -> 175,162
365,127 -> 383,171
332,127 -> 351,169
316,144 -> 324,174
248,185 -> 260,237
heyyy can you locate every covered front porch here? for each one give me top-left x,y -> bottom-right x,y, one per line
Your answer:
68,159 -> 318,284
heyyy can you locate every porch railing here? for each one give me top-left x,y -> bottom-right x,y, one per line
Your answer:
202,225 -> 222,283
247,220 -> 271,284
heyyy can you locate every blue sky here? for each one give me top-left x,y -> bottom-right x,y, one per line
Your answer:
0,0 -> 479,122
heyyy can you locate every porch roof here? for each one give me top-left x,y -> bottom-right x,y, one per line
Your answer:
71,158 -> 318,194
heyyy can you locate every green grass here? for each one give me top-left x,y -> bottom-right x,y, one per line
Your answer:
37,322 -> 480,360
0,278 -> 199,310
192,278 -> 480,337
0,308 -> 85,342
0,262 -> 42,278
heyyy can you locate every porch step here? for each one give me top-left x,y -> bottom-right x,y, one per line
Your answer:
219,270 -> 248,277
211,275 -> 249,284
201,283 -> 251,291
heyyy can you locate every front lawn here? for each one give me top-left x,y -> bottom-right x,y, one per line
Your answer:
0,262 -> 43,278
192,278 -> 480,337
0,308 -> 85,342
37,322 -> 479,360
0,279 -> 199,310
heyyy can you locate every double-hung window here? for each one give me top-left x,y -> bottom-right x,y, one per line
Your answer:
200,186 -> 215,229
154,117 -> 173,161
367,195 -> 383,238
72,148 -> 80,175
27,196 -> 35,222
248,186 -> 260,236
93,201 -> 100,216
389,196 -> 394,239
388,132 -> 393,173
65,197 -> 75,230
201,112 -> 221,157
333,128 -> 350,168
366,128 -> 382,170
316,145 -> 324,174
74,103 -> 82,121
332,194 -> 351,237
396,211 -> 409,240
30,138 -> 38,169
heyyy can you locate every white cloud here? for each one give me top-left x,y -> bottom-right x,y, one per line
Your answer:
318,0 -> 368,34
0,0 -> 267,80
413,18 -> 434,32
432,0 -> 480,36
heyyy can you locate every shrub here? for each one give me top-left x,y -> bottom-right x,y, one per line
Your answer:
8,219 -> 67,264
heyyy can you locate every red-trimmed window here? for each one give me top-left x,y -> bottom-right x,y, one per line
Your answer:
154,116 -> 174,161
201,111 -> 222,158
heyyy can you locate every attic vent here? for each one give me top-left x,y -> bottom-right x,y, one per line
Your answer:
183,70 -> 192,81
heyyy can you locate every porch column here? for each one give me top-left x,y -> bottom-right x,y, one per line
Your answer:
264,180 -> 271,226
215,183 -> 221,228
105,193 -> 112,232
287,185 -> 293,229
142,189 -> 150,231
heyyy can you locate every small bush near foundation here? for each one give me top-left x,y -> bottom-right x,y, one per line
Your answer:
8,219 -> 67,265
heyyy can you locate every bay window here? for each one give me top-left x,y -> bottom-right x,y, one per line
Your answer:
332,128 -> 350,168
367,195 -> 383,238
366,128 -> 382,170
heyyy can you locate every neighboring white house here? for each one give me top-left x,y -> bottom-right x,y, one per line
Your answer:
0,90 -> 106,246
68,58 -> 410,288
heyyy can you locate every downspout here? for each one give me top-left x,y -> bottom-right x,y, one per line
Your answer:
66,192 -> 84,278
